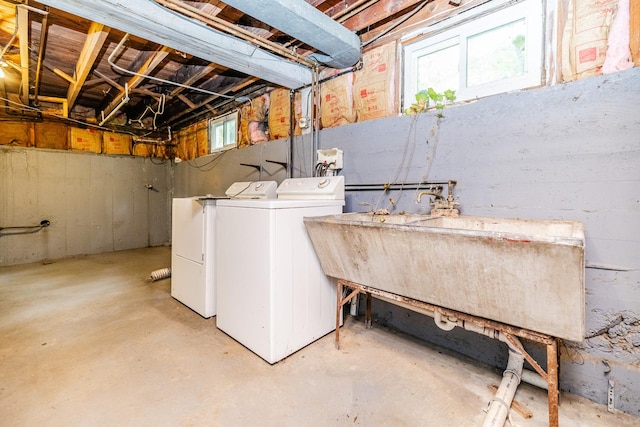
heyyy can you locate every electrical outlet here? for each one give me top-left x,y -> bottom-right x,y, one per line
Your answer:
299,116 -> 310,129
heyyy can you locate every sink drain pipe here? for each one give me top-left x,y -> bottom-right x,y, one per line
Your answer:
433,312 -> 525,426
482,338 -> 525,427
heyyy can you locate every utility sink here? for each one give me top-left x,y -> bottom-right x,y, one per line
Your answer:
304,213 -> 585,341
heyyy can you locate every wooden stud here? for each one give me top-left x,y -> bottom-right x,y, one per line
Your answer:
630,0 -> 640,65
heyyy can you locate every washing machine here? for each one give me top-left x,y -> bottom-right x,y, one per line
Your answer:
170,181 -> 277,318
215,176 -> 345,364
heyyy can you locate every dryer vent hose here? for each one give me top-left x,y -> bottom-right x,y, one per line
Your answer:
148,267 -> 171,282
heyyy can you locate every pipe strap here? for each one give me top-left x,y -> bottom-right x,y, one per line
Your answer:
503,368 -> 522,384
489,397 -> 511,411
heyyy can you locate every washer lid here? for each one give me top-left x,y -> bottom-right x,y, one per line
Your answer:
225,181 -> 278,199
276,176 -> 344,200
216,198 -> 344,209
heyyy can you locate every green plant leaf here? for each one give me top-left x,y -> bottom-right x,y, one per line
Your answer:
443,89 -> 457,101
415,90 -> 429,102
427,87 -> 443,102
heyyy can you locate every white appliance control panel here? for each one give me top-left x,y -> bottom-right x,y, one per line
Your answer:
225,181 -> 277,199
276,176 -> 345,200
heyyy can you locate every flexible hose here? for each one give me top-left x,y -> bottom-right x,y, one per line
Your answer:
148,267 -> 171,282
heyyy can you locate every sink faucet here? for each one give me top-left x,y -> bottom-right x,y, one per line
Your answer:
417,189 -> 444,203
417,181 -> 460,217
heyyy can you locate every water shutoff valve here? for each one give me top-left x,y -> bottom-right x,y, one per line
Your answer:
316,148 -> 343,171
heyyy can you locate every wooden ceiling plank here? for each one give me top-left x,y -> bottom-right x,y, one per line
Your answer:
67,22 -> 110,108
17,5 -> 29,104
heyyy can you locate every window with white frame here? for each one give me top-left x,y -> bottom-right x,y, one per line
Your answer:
209,112 -> 238,152
403,0 -> 543,109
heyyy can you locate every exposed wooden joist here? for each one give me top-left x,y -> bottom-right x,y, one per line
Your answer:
167,76 -> 259,125
177,94 -> 196,109
33,8 -> 49,103
68,22 -> 110,109
94,69 -> 165,100
342,0 -> 425,32
101,46 -> 172,120
53,68 -> 76,85
17,5 -> 29,104
359,0 -> 477,46
38,0 -> 312,89
30,95 -> 68,118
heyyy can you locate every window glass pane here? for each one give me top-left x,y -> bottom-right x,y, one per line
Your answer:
416,43 -> 459,94
213,123 -> 224,149
467,19 -> 526,87
224,119 -> 236,146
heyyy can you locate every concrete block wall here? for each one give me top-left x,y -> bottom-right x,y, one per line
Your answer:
0,148 -> 172,266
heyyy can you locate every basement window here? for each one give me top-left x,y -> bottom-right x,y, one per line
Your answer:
403,0 -> 543,109
209,112 -> 238,152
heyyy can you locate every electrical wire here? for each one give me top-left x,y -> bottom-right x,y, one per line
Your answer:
361,0 -> 431,47
183,149 -> 229,172
226,181 -> 255,198
369,112 -> 420,213
0,95 -> 141,136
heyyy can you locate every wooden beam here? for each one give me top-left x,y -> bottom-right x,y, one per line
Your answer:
54,68 -> 76,85
342,0 -> 425,31
177,94 -> 196,109
93,69 -> 124,91
30,95 -> 68,118
359,0 -> 474,46
101,46 -> 172,120
67,22 -> 110,109
167,76 -> 259,125
17,5 -> 29,104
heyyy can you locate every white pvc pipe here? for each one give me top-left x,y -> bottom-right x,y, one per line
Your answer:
434,311 -> 457,331
482,337 -> 525,427
372,298 -> 539,420
436,316 -> 527,426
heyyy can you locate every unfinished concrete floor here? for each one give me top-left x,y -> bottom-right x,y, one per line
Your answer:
1,247 -> 638,427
